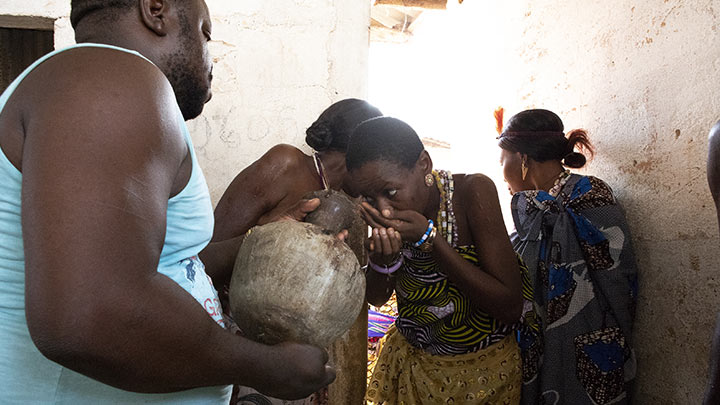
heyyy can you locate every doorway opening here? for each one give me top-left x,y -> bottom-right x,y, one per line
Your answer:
368,1 -> 516,221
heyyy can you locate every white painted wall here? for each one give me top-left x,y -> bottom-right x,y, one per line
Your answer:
189,0 -> 371,202
1,0 -> 371,203
369,1 -> 719,403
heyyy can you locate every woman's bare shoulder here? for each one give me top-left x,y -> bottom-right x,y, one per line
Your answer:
239,144 -> 312,182
259,144 -> 309,169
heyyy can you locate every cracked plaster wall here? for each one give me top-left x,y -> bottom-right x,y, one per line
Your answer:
374,1 -> 720,402
188,0 -> 371,202
448,1 -> 719,403
512,3 -> 719,403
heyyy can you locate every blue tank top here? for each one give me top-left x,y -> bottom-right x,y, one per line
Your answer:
0,44 -> 231,404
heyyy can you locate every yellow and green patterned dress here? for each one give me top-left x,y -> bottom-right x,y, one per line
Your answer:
366,171 -> 537,405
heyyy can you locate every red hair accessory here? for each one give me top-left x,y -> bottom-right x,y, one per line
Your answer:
494,107 -> 504,137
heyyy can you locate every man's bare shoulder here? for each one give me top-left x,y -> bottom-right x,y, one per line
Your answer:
22,46 -> 185,160
23,46 -> 170,107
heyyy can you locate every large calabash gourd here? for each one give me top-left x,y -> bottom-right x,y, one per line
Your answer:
229,190 -> 365,347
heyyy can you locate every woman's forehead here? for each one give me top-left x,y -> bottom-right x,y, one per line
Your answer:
354,159 -> 410,177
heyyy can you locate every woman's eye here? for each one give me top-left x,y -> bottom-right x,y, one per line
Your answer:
387,189 -> 398,198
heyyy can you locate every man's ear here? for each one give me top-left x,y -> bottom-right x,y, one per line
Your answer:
417,150 -> 434,176
139,0 -> 169,36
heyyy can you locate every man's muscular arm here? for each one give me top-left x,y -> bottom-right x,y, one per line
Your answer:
21,48 -> 333,399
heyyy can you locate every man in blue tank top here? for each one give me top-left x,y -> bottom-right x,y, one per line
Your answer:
0,0 -> 335,403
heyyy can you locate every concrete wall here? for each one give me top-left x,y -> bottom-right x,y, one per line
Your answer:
370,1 -> 719,403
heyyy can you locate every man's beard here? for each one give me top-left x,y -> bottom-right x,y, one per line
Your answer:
164,55 -> 208,121
161,12 -> 209,121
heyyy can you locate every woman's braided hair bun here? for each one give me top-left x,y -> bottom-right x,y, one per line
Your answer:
305,99 -> 383,152
305,120 -> 334,152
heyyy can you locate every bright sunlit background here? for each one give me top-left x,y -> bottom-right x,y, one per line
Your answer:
368,2 -> 526,228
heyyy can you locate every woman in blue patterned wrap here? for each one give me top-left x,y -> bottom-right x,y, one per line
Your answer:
498,108 -> 638,405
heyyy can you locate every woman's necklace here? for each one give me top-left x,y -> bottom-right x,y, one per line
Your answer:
433,170 -> 458,247
313,152 -> 329,190
548,169 -> 571,197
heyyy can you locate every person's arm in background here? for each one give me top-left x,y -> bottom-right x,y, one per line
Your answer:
22,49 -> 333,399
200,144 -> 312,286
456,174 -> 522,323
704,122 -> 720,404
708,121 -> 720,234
704,313 -> 720,405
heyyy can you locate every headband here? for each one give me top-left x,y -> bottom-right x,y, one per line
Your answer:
497,131 -> 566,140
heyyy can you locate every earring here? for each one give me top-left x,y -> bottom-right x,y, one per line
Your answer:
521,158 -> 528,181
424,173 -> 434,187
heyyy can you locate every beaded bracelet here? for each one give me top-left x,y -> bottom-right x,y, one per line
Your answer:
413,219 -> 435,247
368,255 -> 404,275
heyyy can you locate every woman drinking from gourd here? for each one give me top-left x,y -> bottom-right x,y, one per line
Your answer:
346,116 -> 528,404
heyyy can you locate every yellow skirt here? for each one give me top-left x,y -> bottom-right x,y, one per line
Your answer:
366,326 -> 521,405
